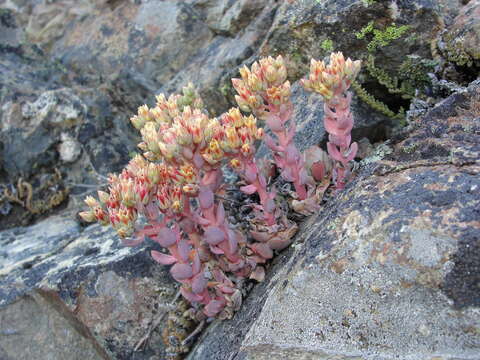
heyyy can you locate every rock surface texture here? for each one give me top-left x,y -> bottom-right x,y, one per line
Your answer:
0,0 -> 479,359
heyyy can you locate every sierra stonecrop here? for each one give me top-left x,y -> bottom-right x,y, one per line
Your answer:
302,52 -> 361,189
80,52 -> 361,320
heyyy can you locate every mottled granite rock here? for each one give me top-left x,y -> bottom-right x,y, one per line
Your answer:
187,83 -> 480,360
0,215 -> 177,359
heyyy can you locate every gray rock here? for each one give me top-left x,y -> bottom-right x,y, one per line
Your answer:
0,215 -> 177,359
186,82 -> 480,360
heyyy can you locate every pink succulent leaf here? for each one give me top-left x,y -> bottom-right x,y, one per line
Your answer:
192,211 -> 211,226
280,167 -> 294,182
191,272 -> 208,294
122,233 -> 145,247
244,163 -> 257,183
204,226 -> 225,245
265,113 -> 283,132
286,121 -> 296,144
210,245 -> 225,255
227,229 -> 238,253
171,263 -> 193,281
258,173 -> 267,188
336,111 -> 353,130
265,198 -> 276,213
212,269 -> 227,282
181,287 -> 203,303
240,184 -> 257,195
177,238 -> 191,262
193,152 -> 204,169
251,242 -> 273,259
264,134 -> 282,152
344,142 -> 358,162
156,227 -> 177,247
198,187 -> 214,209
268,236 -> 293,251
228,259 -> 245,272
327,142 -> 344,163
250,230 -> 270,242
285,144 -> 300,164
204,299 -> 225,317
216,202 -> 226,223
192,252 -> 201,274
218,285 -> 235,294
274,154 -> 286,168
151,250 -> 177,265
249,266 -> 265,282
311,162 -> 325,181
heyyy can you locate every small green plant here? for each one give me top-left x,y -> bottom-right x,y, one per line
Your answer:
356,21 -> 410,53
320,38 -> 334,52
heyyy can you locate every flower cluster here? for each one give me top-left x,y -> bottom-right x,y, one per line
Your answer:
80,52 -> 362,321
80,83 -> 297,320
232,56 -> 310,201
302,52 -> 361,189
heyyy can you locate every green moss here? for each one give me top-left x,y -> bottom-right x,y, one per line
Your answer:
351,80 -> 405,120
320,38 -> 334,52
366,55 -> 414,99
356,21 -> 410,52
361,0 -> 376,6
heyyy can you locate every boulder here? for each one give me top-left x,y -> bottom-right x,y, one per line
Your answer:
0,215 -> 177,359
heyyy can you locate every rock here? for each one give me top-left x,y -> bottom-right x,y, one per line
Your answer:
159,0 -> 278,115
58,133 -> 82,163
187,82 -> 480,359
191,0 -> 267,36
0,215 -> 177,359
440,0 -> 480,68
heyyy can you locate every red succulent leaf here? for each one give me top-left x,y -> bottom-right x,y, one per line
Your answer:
250,230 -> 270,242
311,161 -> 325,181
204,226 -> 225,245
327,142 -> 344,162
204,299 -> 225,317
151,250 -> 177,265
216,202 -> 226,224
240,184 -> 257,195
192,252 -> 201,274
198,187 -> 214,209
177,238 -> 191,262
191,272 -> 208,294
156,227 -> 177,247
250,242 -> 273,259
171,263 -> 193,281
122,233 -> 145,247
181,287 -> 203,303
344,142 -> 358,162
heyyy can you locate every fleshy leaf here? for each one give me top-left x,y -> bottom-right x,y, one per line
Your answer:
204,299 -> 225,317
191,272 -> 207,294
240,184 -> 257,195
151,250 -> 177,265
204,226 -> 224,245
181,287 -> 203,303
156,227 -> 177,247
171,263 -> 193,281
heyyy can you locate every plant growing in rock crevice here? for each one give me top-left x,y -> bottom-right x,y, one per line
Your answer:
80,52 -> 361,322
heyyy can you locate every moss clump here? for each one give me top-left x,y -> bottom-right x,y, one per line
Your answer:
351,80 -> 405,120
356,21 -> 410,52
320,38 -> 334,52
